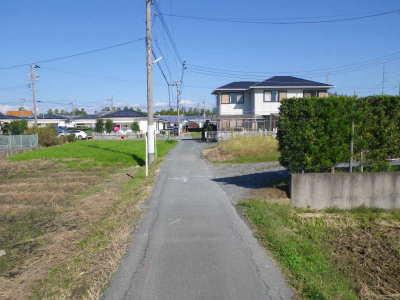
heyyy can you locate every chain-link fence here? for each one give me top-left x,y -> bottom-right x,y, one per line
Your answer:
0,134 -> 38,156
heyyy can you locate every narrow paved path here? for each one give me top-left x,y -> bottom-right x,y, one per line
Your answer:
103,140 -> 292,300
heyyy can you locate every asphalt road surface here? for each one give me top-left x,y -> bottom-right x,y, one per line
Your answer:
103,140 -> 292,300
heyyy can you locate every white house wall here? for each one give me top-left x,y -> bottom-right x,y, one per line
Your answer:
253,90 -> 280,115
218,91 -> 252,116
253,88 -> 304,116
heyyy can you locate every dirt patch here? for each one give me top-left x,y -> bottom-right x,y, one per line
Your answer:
0,158 -> 140,299
331,224 -> 400,299
203,147 -> 235,162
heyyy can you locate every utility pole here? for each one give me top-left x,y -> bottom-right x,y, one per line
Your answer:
146,0 -> 155,165
30,64 -> 39,127
349,120 -> 354,173
202,100 -> 206,122
175,62 -> 186,135
176,81 -> 181,135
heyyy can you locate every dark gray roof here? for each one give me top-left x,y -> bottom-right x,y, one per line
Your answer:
213,76 -> 332,93
213,81 -> 256,92
69,114 -> 99,120
253,76 -> 332,87
101,110 -> 147,118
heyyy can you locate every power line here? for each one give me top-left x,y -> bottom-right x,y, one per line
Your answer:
39,66 -> 132,84
152,49 -> 171,85
153,1 -> 183,64
0,38 -> 145,70
158,8 -> 400,25
186,55 -> 400,81
154,38 -> 172,79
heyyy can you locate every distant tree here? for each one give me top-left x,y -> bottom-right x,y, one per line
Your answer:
95,119 -> 104,133
70,108 -> 87,116
105,119 -> 113,134
47,109 -> 54,116
18,106 -> 26,111
8,120 -> 28,135
123,106 -> 130,111
130,122 -> 140,132
54,109 -> 60,114
156,107 -> 213,116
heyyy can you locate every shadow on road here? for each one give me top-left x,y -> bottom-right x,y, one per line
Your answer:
213,170 -> 290,196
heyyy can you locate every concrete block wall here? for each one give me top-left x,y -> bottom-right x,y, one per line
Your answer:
291,172 -> 400,210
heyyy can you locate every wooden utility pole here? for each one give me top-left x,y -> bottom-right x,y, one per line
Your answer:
30,64 -> 39,127
146,0 -> 155,165
349,120 -> 354,173
176,81 -> 181,135
203,100 -> 206,122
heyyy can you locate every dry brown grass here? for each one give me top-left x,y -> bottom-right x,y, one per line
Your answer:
203,136 -> 279,163
0,158 -> 152,299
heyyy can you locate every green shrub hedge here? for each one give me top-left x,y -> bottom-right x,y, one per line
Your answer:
277,95 -> 400,173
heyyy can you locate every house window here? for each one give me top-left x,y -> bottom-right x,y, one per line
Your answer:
220,93 -> 244,104
220,94 -> 230,104
230,93 -> 244,104
264,90 -> 280,102
303,90 -> 318,97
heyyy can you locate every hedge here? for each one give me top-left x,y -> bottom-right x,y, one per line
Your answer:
277,95 -> 400,173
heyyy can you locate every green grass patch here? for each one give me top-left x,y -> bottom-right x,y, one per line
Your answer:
10,139 -> 177,170
190,131 -> 201,139
238,200 -> 357,299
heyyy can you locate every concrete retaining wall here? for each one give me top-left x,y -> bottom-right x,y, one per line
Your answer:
291,172 -> 400,209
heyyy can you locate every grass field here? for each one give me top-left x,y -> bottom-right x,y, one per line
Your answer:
190,131 -> 201,139
10,140 -> 175,169
0,139 -> 176,299
203,136 -> 279,163
239,198 -> 400,299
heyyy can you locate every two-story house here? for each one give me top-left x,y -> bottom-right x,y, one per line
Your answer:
212,76 -> 333,131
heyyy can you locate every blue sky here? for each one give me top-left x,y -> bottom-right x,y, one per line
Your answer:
0,0 -> 400,113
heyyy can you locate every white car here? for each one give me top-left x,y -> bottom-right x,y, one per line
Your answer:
59,129 -> 88,140
70,130 -> 88,140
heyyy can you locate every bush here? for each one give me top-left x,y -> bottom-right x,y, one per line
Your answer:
130,122 -> 140,132
277,95 -> 400,173
66,134 -> 76,143
95,119 -> 104,133
105,119 -> 113,134
6,120 -> 28,135
27,126 -> 59,147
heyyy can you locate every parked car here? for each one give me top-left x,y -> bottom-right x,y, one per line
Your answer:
58,128 -> 88,140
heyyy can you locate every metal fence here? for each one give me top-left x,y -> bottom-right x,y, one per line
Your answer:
204,130 -> 276,142
0,134 -> 38,156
